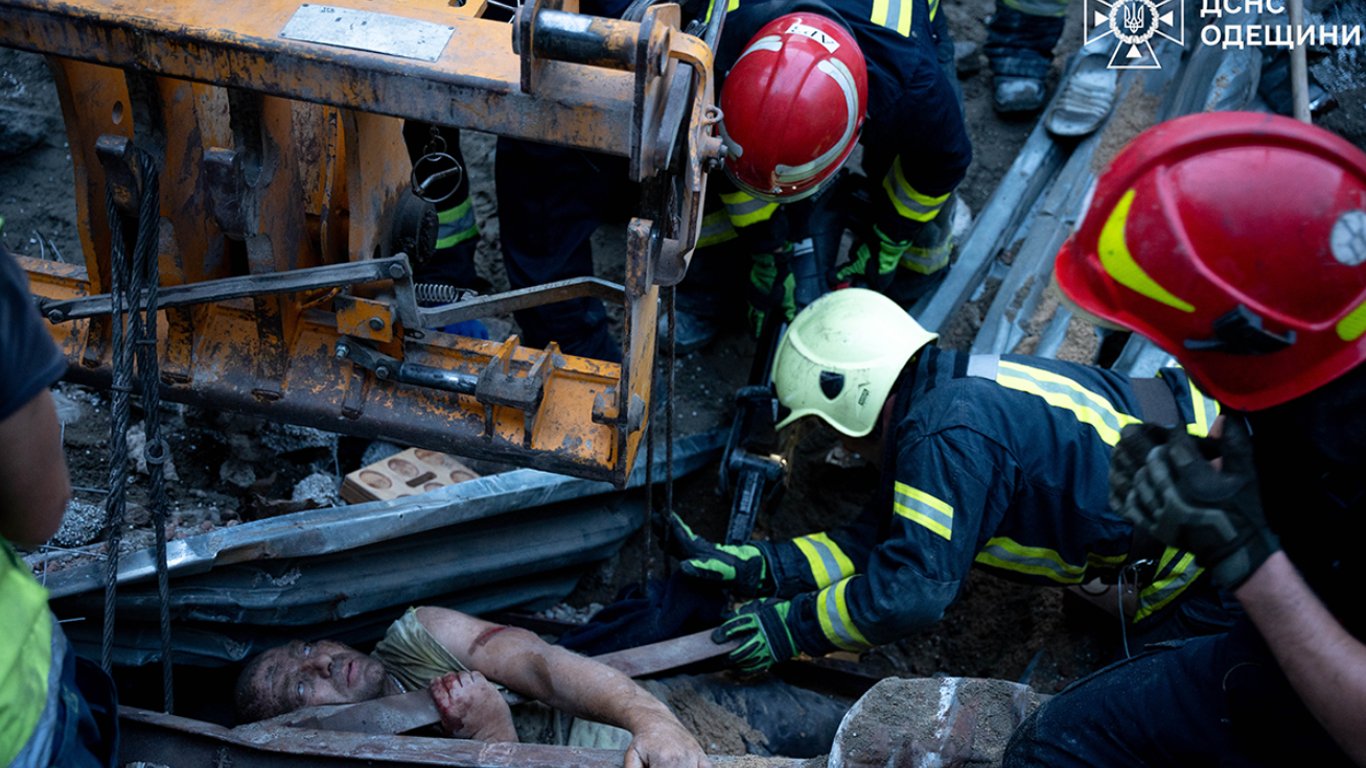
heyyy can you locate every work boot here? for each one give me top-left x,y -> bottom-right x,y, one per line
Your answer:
1044,54 -> 1117,138
658,305 -> 720,356
993,76 -> 1047,114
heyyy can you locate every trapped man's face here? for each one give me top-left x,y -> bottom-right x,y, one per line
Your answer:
257,639 -> 389,713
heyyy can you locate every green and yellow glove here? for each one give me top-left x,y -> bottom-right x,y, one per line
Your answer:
667,513 -> 774,597
713,598 -> 799,675
829,225 -> 911,292
1119,418 -> 1280,590
747,249 -> 796,335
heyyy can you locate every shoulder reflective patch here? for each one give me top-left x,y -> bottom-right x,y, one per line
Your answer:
871,0 -> 913,35
794,533 -> 857,589
1099,190 -> 1195,314
974,536 -> 1087,584
893,481 -> 953,540
966,354 -> 1000,380
816,578 -> 871,650
995,360 -> 1141,446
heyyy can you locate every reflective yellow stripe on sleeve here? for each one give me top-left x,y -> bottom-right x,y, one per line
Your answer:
794,533 -> 857,590
928,0 -> 940,19
696,209 -> 738,249
974,536 -> 1096,584
703,0 -> 742,23
816,577 -> 871,651
435,198 -> 479,250
1134,548 -> 1204,622
893,481 -> 953,540
883,157 -> 950,223
994,360 -> 1142,446
721,190 -> 779,229
1185,378 -> 1220,438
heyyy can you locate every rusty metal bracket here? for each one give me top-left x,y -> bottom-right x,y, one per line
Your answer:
335,337 -> 480,395
476,338 -> 562,447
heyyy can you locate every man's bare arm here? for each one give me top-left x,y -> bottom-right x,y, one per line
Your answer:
1236,552 -> 1366,764
414,606 -> 711,768
0,389 -> 70,546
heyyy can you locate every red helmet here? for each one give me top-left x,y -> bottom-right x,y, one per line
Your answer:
1056,112 -> 1366,412
718,13 -> 868,202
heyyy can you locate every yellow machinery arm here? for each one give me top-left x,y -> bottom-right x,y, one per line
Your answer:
0,0 -> 721,484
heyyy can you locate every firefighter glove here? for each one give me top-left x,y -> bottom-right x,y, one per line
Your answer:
829,225 -> 910,292
1120,417 -> 1280,590
748,249 -> 796,335
713,598 -> 799,675
1110,423 -> 1178,515
667,513 -> 773,597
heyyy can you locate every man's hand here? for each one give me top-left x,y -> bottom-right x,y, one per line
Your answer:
713,598 -> 799,675
1109,423 -> 1177,515
624,712 -> 712,768
828,225 -> 909,292
1120,417 -> 1280,590
666,513 -> 773,597
428,671 -> 517,742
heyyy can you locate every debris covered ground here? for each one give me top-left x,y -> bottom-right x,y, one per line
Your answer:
2,0 -> 1365,760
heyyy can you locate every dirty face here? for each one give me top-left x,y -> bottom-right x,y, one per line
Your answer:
252,640 -> 389,715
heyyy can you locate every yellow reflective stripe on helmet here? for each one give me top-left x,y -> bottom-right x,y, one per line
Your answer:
1337,300 -> 1366,342
697,209 -> 738,249
893,481 -> 953,540
794,532 -> 857,590
1134,548 -> 1203,622
1185,378 -> 1220,438
995,360 -> 1142,446
883,158 -> 949,223
816,578 -> 871,650
871,0 -> 913,34
1100,190 -> 1195,314
435,198 -> 478,250
974,536 -> 1088,584
721,190 -> 779,228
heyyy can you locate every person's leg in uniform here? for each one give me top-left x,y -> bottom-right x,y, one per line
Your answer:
984,0 -> 1068,114
1004,618 -> 1356,767
495,137 -> 629,362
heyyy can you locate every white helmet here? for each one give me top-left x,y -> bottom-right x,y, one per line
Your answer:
772,289 -> 937,437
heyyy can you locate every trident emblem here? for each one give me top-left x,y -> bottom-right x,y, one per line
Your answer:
1123,2 -> 1145,32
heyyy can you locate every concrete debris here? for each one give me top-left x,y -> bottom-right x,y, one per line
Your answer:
219,458 -> 256,490
360,439 -> 406,468
258,422 -> 337,456
51,499 -> 105,548
0,50 -> 61,157
535,602 -> 604,624
126,422 -> 180,482
291,472 -> 340,507
50,388 -> 86,426
828,677 -> 1044,768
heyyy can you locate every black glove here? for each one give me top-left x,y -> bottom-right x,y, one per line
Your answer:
1110,423 -> 1178,515
1121,417 -> 1280,590
666,513 -> 774,597
712,598 -> 800,674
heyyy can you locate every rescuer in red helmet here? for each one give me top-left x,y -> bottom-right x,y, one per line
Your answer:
494,0 -> 971,359
674,0 -> 972,350
1003,113 -> 1366,766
